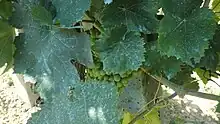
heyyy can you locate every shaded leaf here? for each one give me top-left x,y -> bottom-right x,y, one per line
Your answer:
158,0 -> 216,65
96,26 -> 145,74
101,0 -> 159,32
216,102 -> 220,113
144,42 -> 182,80
196,48 -> 219,72
171,66 -> 198,91
211,24 -> 220,52
90,0 -> 104,20
0,0 -> 12,19
31,5 -> 53,25
9,3 -> 27,29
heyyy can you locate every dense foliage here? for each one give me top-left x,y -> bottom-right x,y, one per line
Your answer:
0,0 -> 220,123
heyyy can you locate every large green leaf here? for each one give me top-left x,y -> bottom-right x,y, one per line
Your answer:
212,0 -> 220,20
101,0 -> 159,32
28,81 -> 120,124
158,0 -> 216,65
52,0 -> 90,26
96,26 -> 145,74
0,20 -> 15,73
0,0 -> 12,19
13,3 -> 93,100
144,42 -> 182,80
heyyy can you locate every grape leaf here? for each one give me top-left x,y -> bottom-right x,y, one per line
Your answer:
90,0 -> 104,20
13,4 -> 93,100
96,26 -> 145,74
212,0 -> 220,20
119,72 -> 161,114
9,3 -> 27,29
171,67 -> 199,91
52,0 -> 90,26
211,25 -> 220,52
196,48 -> 219,72
144,106 -> 161,124
0,0 -> 12,19
158,0 -> 216,65
194,68 -> 218,84
31,5 -> 53,25
39,0 -> 57,19
101,0 -> 159,32
216,102 -> 220,113
28,81 -> 120,124
119,72 -> 147,114
0,20 -> 15,74
122,112 -> 145,124
144,42 -> 182,80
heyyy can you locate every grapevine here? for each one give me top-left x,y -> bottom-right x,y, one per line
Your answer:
0,0 -> 220,124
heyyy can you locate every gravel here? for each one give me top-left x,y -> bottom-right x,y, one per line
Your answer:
0,71 -> 39,124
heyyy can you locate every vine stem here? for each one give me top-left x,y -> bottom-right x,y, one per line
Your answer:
203,0 -> 211,8
128,92 -> 177,124
140,68 -> 220,101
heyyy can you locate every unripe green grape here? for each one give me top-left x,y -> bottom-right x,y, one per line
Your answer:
116,82 -> 123,88
103,75 -> 109,81
114,74 -> 121,82
126,71 -> 132,76
132,70 -> 139,77
118,87 -> 124,94
120,72 -> 127,78
97,75 -> 103,80
108,77 -> 114,82
121,78 -> 128,86
93,71 -> 99,78
95,62 -> 101,69
99,70 -> 105,76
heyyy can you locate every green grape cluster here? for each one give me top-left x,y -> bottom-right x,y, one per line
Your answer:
85,58 -> 142,92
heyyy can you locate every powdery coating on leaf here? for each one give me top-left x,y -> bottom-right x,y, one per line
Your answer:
96,26 -> 145,74
158,7 -> 216,65
101,0 -> 159,32
28,81 -> 120,124
119,74 -> 147,114
13,4 -> 93,100
53,0 -> 90,26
